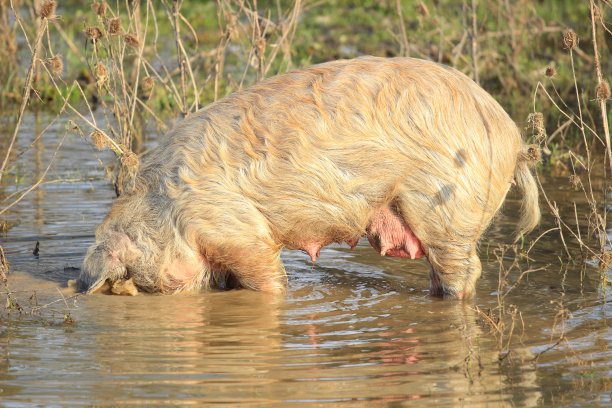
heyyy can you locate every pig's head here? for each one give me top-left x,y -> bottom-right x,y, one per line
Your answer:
77,191 -> 164,294
78,231 -> 144,293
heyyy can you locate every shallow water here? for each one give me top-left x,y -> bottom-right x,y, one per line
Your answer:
1,113 -> 610,407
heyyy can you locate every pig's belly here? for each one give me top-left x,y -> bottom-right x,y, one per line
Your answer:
366,206 -> 424,259
298,205 -> 424,262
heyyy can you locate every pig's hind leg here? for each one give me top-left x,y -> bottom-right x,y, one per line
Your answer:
426,245 -> 481,299
393,194 -> 482,299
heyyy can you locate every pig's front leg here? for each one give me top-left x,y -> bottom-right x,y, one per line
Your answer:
212,239 -> 287,293
192,211 -> 287,292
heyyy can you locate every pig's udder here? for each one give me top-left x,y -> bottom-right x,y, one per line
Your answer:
367,206 -> 424,260
300,236 -> 360,263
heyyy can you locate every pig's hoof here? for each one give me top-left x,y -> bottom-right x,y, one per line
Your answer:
429,282 -> 467,300
444,290 -> 465,300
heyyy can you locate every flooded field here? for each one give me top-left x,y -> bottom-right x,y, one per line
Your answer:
1,114 -> 610,407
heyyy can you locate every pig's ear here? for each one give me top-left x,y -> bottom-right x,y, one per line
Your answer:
77,232 -> 137,294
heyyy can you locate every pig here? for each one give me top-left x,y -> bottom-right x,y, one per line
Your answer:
77,56 -> 540,299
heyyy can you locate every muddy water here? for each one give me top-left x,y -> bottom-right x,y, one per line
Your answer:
1,114 -> 610,407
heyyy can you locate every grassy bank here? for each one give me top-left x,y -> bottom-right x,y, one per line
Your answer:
1,1 -> 609,132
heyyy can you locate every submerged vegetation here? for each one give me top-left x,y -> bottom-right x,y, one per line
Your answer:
0,0 -> 610,363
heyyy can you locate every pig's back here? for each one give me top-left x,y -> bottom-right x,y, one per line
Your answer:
144,57 -> 522,245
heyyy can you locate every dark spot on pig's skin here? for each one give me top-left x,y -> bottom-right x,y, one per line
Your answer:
454,149 -> 467,167
352,109 -> 366,125
254,129 -> 266,145
434,184 -> 455,205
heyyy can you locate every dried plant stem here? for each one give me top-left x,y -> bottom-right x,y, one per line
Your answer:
1,177 -> 98,204
470,0 -> 479,84
172,0 -> 187,114
569,49 -> 594,192
178,34 -> 200,112
568,43 -> 606,251
126,2 -> 149,142
143,59 -> 182,107
0,17 -> 48,183
526,227 -> 561,255
589,0 -> 611,177
28,291 -> 80,314
395,0 -> 409,56
569,48 -> 597,163
263,0 -> 301,76
1,111 -> 64,176
0,129 -> 66,216
213,37 -> 226,101
136,98 -> 169,131
0,245 -> 8,283
535,175 -> 600,259
51,21 -> 87,66
42,70 -> 124,155
535,82 -> 602,143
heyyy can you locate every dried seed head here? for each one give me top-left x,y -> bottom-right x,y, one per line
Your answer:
95,62 -> 108,78
563,29 -> 578,50
140,76 -> 154,98
124,34 -> 140,48
545,65 -> 556,77
108,17 -> 121,35
121,151 -> 139,171
141,76 -> 154,92
46,54 -> 64,77
596,80 -> 611,101
92,1 -> 107,17
85,26 -> 103,41
90,130 -> 108,150
66,120 -> 83,135
526,144 -> 542,162
519,143 -> 542,164
39,0 -> 56,19
416,1 -> 430,17
527,112 -> 545,142
568,174 -> 581,189
95,62 -> 108,85
0,220 -> 9,233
